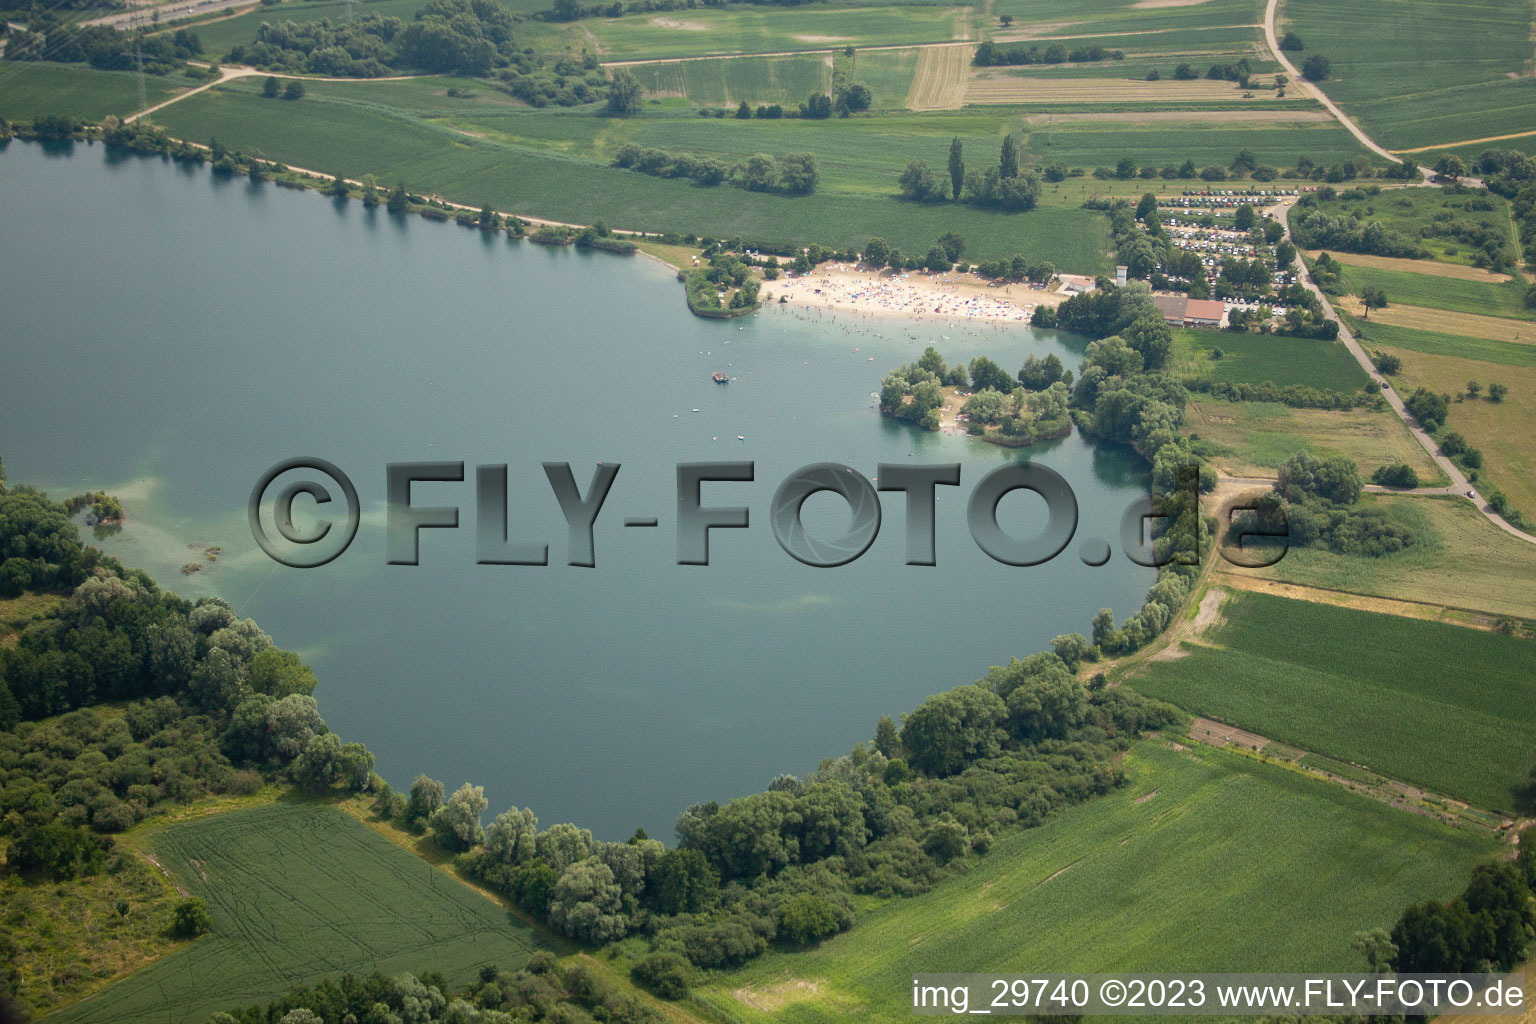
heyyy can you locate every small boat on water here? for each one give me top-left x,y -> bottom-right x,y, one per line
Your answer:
712,372 -> 730,384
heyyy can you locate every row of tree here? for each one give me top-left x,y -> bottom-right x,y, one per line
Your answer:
611,144 -> 818,194
898,137 -> 1042,211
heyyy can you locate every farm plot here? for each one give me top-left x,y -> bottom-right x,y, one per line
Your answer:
1127,590 -> 1536,810
1351,321 -> 1536,369
0,63 -> 190,121
964,70 -> 1275,104
582,5 -> 966,59
1281,0 -> 1536,151
1339,300 -> 1536,345
1336,264 -> 1535,322
1248,494 -> 1536,620
905,42 -> 969,109
1313,250 -> 1516,283
50,802 -> 549,1024
1184,400 -> 1444,480
626,54 -> 832,105
694,740 -> 1496,1023
1170,328 -> 1368,391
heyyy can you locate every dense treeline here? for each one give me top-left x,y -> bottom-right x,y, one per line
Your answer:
226,0 -> 517,77
612,144 -> 818,195
972,41 -> 1125,66
1,20 -> 199,74
1183,377 -> 1365,410
1229,451 -> 1419,557
212,958 -> 663,1024
1479,149 -> 1536,276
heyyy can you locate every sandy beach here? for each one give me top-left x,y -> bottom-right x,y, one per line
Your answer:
766,264 -> 1073,324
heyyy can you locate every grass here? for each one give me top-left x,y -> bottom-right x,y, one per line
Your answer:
1352,320 -> 1536,369
49,799 -> 550,1024
1281,0 -> 1536,151
0,62 -> 190,121
1127,590 -> 1536,810
1308,187 -> 1521,269
1248,493 -> 1536,620
695,741 -> 1496,1022
1184,399 -> 1445,482
1170,327 -> 1369,391
1371,340 -> 1536,519
1,845 -> 183,1020
0,592 -> 60,645
633,54 -> 833,107
580,5 -> 967,59
1337,263 -> 1535,321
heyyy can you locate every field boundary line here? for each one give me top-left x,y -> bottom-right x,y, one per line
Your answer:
1396,128 -> 1536,154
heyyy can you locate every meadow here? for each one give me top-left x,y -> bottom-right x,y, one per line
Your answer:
632,54 -> 834,107
1370,340 -> 1536,518
1169,327 -> 1369,391
1127,590 -> 1536,810
1309,187 -> 1520,268
1247,494 -> 1536,620
695,741 -> 1497,1022
1184,400 -> 1445,481
0,63 -> 191,121
1281,0 -> 1536,151
50,801 -> 548,1024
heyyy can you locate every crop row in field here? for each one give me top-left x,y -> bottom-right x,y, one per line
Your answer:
625,54 -> 832,106
1128,590 -> 1536,810
697,740 -> 1497,1022
1169,328 -> 1368,391
1281,0 -> 1536,151
50,801 -> 548,1024
964,71 -> 1277,105
1184,400 -> 1444,480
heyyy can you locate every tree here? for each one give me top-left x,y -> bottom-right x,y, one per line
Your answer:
777,892 -> 843,945
247,647 -> 317,697
1404,386 -> 1450,429
430,783 -> 488,851
735,99 -> 751,119
1135,192 -> 1157,221
1360,284 -> 1387,318
406,775 -> 445,826
999,12 -> 1013,25
873,714 -> 901,757
862,236 -> 890,267
1300,54 -> 1329,81
778,153 -> 819,195
536,822 -> 593,872
484,806 -> 538,863
1278,450 -> 1362,505
899,685 -> 1007,776
1433,154 -> 1466,182
1279,31 -> 1304,51
999,134 -> 1019,179
386,182 -> 409,214
937,232 -> 965,263
291,732 -> 342,790
547,858 -> 626,942
1488,382 -> 1508,402
606,71 -> 643,114
948,137 -> 964,201
835,83 -> 871,113
897,160 -> 945,202
282,80 -> 304,100
171,897 -> 212,938
740,153 -> 777,192
632,951 -> 694,999
1233,204 -> 1256,231
1466,381 -> 1482,399
262,75 -> 280,98
800,92 -> 832,118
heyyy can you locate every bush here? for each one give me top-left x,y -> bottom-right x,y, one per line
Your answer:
171,897 -> 213,938
631,951 -> 694,999
1371,463 -> 1419,489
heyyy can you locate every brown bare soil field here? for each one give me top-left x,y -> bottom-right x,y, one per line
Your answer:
1305,249 -> 1513,283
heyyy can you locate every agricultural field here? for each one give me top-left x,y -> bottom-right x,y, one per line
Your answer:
1367,340 -> 1536,518
1128,590 -> 1536,810
1341,300 -> 1536,345
1352,320 -> 1536,369
1246,493 -> 1536,620
0,63 -> 192,122
1184,400 -> 1445,481
1168,327 -> 1369,391
50,801 -> 549,1024
1281,0 -> 1536,151
1336,263 -> 1535,322
695,741 -> 1497,1022
991,0 -> 1266,38
620,54 -> 834,107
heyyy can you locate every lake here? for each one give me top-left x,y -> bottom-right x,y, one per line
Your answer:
0,140 -> 1152,839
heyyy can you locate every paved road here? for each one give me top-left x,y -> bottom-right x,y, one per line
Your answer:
1266,198 -> 1536,544
85,0 -> 256,29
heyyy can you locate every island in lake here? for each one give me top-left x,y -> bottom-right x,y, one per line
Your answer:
879,346 -> 1073,447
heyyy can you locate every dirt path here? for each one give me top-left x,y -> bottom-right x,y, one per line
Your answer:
1397,128 -> 1536,154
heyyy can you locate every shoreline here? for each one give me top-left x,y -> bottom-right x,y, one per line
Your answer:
769,263 -> 1082,325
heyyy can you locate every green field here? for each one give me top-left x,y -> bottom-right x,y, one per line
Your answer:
1351,320 -> 1536,369
1185,400 -> 1446,481
50,801 -> 548,1024
696,741 -> 1496,1022
1281,0 -> 1536,151
578,5 -> 966,59
1128,590 -> 1536,810
635,54 -> 833,107
993,0 -> 1265,37
0,62 -> 191,121
1338,264 -> 1535,321
1250,494 -> 1536,620
1170,327 -> 1369,391
1306,187 -> 1521,268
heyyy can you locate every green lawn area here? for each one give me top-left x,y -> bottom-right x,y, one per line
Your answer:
0,62 -> 191,121
1170,327 -> 1368,391
1351,321 -> 1536,369
49,801 -> 549,1024
695,741 -> 1496,1022
1127,590 -> 1536,810
1184,400 -> 1445,482
1248,494 -> 1536,620
1281,0 -> 1536,151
